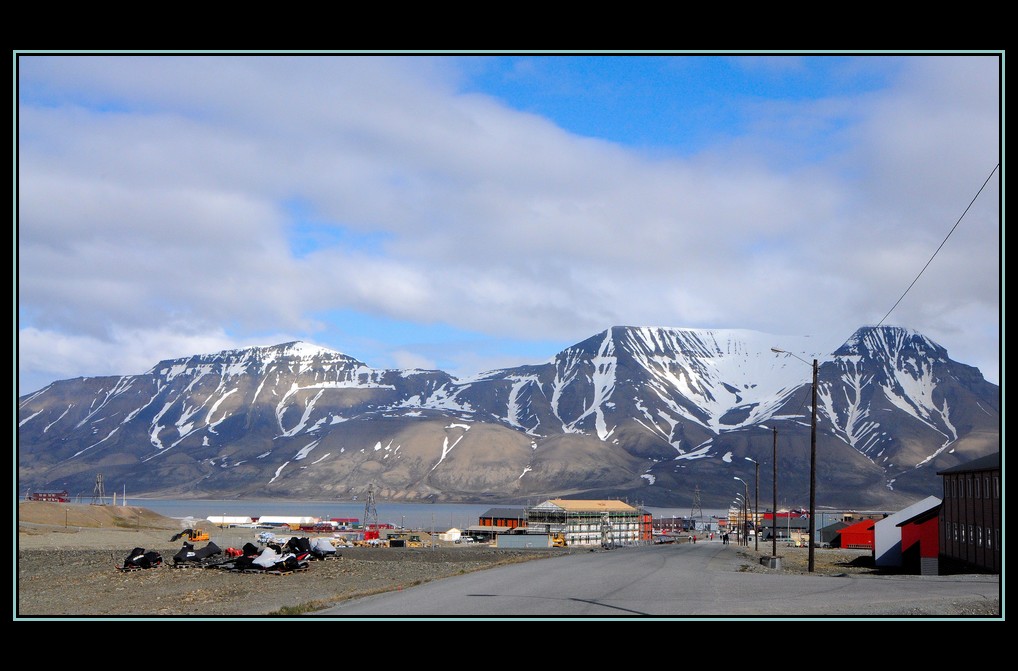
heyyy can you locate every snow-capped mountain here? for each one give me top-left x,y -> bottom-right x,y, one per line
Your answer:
17,326 -> 999,508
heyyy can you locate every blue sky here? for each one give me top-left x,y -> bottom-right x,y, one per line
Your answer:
16,53 -> 1001,393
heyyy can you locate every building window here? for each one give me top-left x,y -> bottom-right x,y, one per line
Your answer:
953,522 -> 958,542
987,528 -> 992,549
974,478 -> 980,498
967,478 -> 972,498
961,525 -> 966,543
968,525 -> 974,544
994,476 -> 1000,498
977,526 -> 983,547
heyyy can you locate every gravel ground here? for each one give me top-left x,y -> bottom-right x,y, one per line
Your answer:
17,524 -> 557,618
16,502 -> 571,618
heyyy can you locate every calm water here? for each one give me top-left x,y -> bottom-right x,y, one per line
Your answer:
125,497 -> 731,530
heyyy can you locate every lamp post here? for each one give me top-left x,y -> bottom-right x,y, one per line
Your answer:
770,347 -> 818,573
735,478 -> 751,547
745,457 -> 760,552
731,500 -> 742,545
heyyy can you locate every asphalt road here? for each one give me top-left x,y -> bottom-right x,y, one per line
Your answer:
316,541 -> 1000,619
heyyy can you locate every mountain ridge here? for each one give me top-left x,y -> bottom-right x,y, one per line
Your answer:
18,325 -> 999,509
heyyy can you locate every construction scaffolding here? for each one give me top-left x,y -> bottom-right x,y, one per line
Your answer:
526,499 -> 643,547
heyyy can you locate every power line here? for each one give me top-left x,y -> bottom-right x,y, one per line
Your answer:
875,164 -> 999,328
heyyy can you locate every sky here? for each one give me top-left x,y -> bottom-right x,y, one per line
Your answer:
16,53 -> 1002,395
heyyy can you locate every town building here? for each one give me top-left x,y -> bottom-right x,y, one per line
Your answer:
838,518 -> 876,550
937,452 -> 1001,573
896,502 -> 943,576
874,495 -> 941,569
526,499 -> 645,547
479,507 -> 528,529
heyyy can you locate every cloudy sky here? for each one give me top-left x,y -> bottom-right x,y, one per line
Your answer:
16,53 -> 1001,394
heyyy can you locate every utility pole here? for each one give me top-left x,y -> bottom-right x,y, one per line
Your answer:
809,358 -> 817,573
772,427 -> 778,559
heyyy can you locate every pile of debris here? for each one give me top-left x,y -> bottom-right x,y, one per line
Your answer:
115,534 -> 340,575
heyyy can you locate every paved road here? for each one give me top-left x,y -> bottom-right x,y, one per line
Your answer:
317,542 -> 1000,618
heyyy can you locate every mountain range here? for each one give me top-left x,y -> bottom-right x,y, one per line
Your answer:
17,325 -> 1000,510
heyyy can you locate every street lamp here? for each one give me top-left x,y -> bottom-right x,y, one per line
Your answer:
745,457 -> 760,552
734,493 -> 747,546
735,478 -> 751,547
731,499 -> 743,545
771,347 -> 818,572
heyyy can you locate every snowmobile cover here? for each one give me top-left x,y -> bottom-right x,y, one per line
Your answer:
124,547 -> 162,569
173,542 -> 197,563
194,541 -> 222,561
285,536 -> 311,553
309,537 -> 337,558
173,541 -> 222,564
252,546 -> 284,568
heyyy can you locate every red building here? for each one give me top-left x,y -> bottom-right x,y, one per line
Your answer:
479,507 -> 527,529
838,519 -> 876,550
897,505 -> 942,576
639,510 -> 653,542
28,491 -> 70,502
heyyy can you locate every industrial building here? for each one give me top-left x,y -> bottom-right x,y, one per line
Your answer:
525,499 -> 649,547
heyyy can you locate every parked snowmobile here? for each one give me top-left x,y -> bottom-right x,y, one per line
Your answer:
118,547 -> 163,572
171,540 -> 224,568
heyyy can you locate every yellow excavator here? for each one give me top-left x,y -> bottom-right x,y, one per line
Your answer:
171,528 -> 210,542
551,533 -> 567,548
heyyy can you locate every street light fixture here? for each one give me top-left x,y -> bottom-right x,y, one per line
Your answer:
734,492 -> 748,546
735,477 -> 751,547
739,493 -> 750,548
771,347 -> 818,572
745,457 -> 760,552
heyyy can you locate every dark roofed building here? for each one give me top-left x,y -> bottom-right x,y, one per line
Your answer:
937,452 -> 1001,573
479,507 -> 527,529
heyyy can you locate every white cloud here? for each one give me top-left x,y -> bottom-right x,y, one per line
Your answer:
16,55 -> 1000,392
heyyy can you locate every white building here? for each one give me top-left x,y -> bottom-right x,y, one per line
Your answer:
205,515 -> 254,527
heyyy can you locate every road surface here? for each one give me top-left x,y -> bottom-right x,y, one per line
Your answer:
317,541 -> 1000,618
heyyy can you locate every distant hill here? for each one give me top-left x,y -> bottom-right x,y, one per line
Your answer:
18,501 -> 180,530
